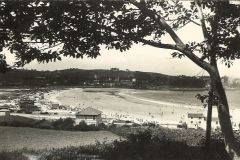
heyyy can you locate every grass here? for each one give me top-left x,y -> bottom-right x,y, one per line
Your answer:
0,126 -> 120,151
0,125 -> 236,160
0,115 -> 38,125
2,127 -> 229,160
0,151 -> 28,160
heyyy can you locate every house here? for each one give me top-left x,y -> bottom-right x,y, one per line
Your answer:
203,107 -> 221,130
75,107 -> 102,126
186,107 -> 238,131
231,109 -> 240,130
232,121 -> 240,131
211,117 -> 221,130
0,104 -> 10,110
120,79 -> 133,87
186,108 -> 220,130
0,109 -> 10,116
187,113 -> 205,129
52,103 -> 60,109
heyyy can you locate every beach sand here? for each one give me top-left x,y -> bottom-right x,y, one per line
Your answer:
46,88 -> 204,125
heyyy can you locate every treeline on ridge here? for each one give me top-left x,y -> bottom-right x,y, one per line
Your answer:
0,68 -> 207,88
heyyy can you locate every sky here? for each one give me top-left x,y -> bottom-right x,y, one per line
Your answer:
4,5 -> 240,79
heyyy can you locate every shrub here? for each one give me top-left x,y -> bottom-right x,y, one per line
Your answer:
108,123 -> 116,130
100,129 -> 230,160
132,123 -> 141,127
51,118 -> 64,130
0,121 -> 8,126
142,122 -> 157,127
8,120 -> 31,127
34,119 -> 52,129
74,121 -> 89,131
98,123 -> 107,130
0,151 -> 28,160
61,118 -> 75,130
51,118 -> 74,130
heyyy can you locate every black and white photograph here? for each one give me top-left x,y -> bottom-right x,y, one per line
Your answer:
0,0 -> 240,159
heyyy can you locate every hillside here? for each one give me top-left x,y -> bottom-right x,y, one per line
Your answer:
0,68 -> 207,88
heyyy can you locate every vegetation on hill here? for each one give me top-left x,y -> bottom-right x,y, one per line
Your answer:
0,69 -> 206,88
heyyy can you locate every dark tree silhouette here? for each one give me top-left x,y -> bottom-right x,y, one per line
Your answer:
0,0 -> 240,158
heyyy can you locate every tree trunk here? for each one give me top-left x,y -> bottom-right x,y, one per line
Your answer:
205,83 -> 213,149
210,65 -> 240,159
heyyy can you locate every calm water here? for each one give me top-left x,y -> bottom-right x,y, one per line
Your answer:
132,89 -> 240,109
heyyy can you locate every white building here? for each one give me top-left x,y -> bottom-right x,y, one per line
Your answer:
0,109 -> 10,116
187,107 -> 239,131
187,113 -> 205,129
203,107 -> 240,131
231,109 -> 240,130
75,107 -> 102,126
203,107 -> 220,130
210,117 -> 221,130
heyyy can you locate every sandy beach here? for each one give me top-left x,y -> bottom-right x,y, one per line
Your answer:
45,88 -> 204,125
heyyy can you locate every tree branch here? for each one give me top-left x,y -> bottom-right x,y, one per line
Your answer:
194,0 -> 212,51
99,24 -> 177,50
137,39 -> 177,50
22,41 -> 56,44
166,18 -> 200,26
188,18 -> 201,26
38,43 -> 63,51
130,0 -> 213,72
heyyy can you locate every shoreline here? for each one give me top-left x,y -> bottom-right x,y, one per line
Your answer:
45,88 -> 204,125
118,91 -> 202,110
43,88 -> 240,126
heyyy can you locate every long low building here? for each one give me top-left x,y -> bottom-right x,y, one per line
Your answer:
187,107 -> 239,130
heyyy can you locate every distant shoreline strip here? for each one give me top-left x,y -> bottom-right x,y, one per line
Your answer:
118,92 -> 202,110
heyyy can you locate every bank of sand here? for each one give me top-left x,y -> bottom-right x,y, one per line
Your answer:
45,88 -> 204,125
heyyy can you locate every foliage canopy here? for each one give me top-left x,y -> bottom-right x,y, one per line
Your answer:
0,0 -> 239,71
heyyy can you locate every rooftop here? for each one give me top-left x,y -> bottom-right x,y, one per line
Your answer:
188,113 -> 204,118
76,107 -> 102,116
0,105 -> 9,109
0,109 -> 10,112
